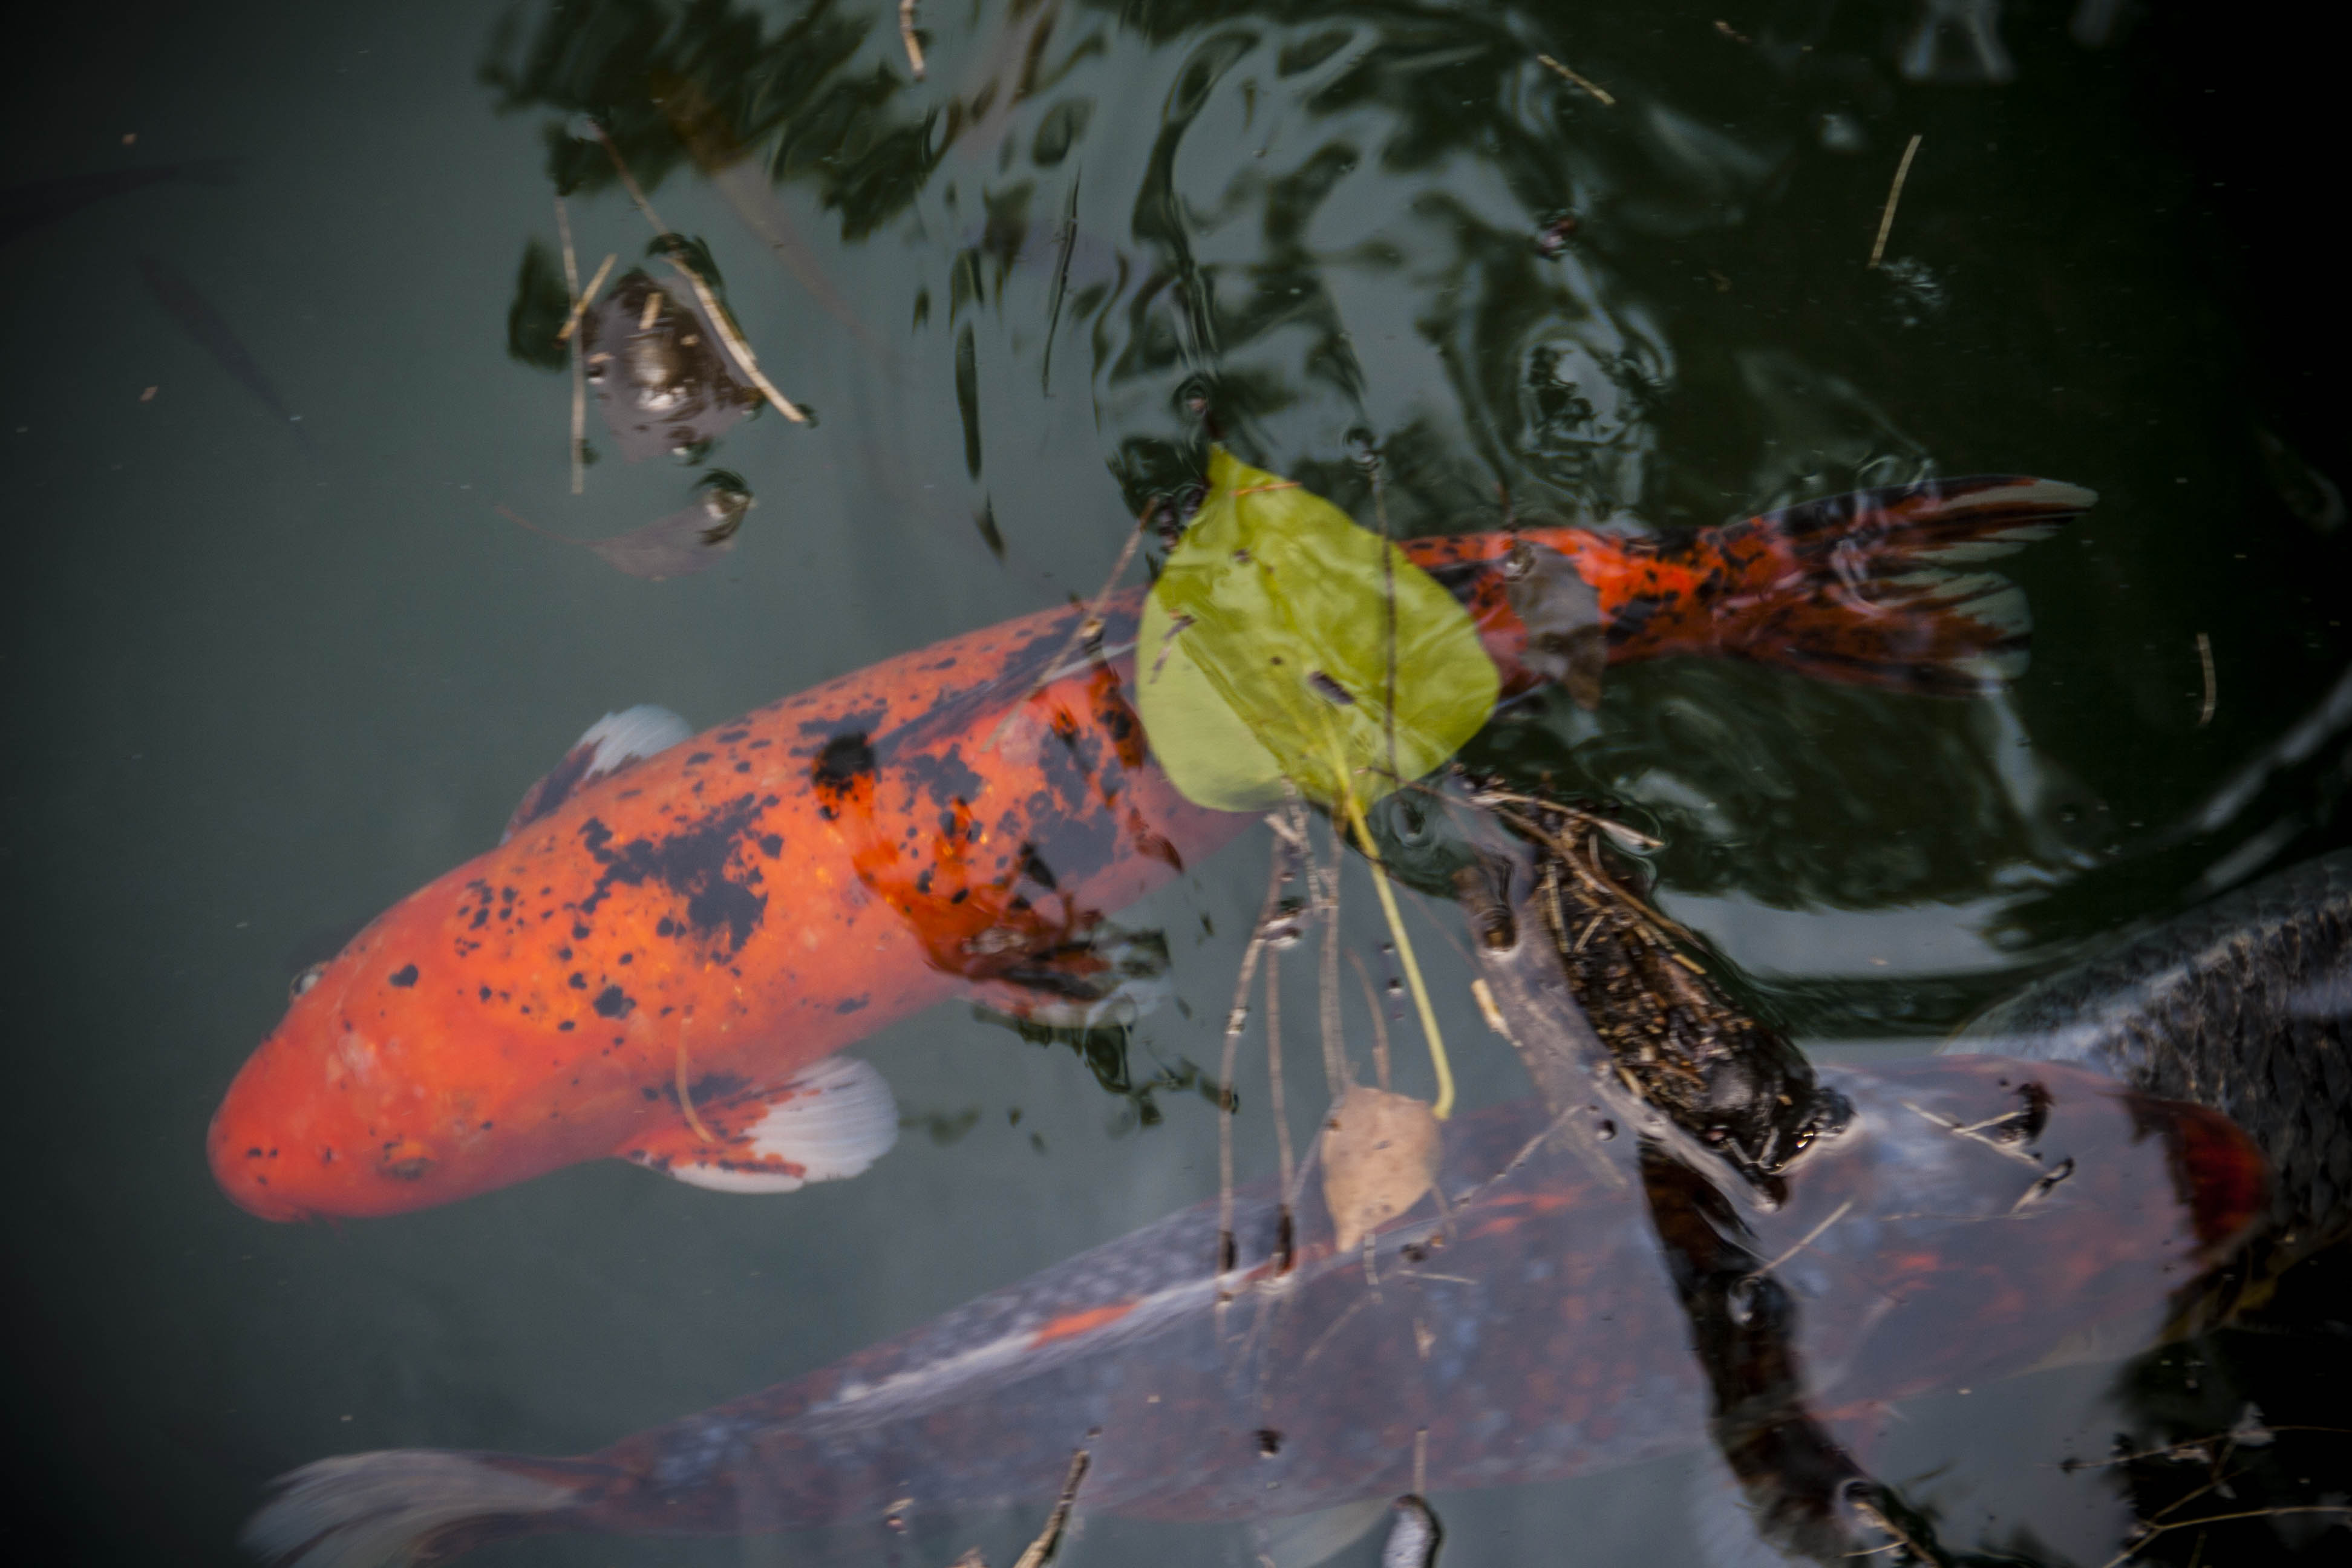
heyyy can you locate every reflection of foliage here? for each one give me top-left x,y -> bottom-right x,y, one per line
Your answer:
475,0 -> 2352,959
647,230 -> 725,291
482,0 -> 937,237
976,1007 -> 1222,1128
1465,659 -> 2085,910
506,237 -> 573,370
2094,1249 -> 2352,1565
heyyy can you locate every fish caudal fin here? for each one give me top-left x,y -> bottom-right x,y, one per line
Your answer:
618,1054 -> 900,1194
1584,476 -> 2096,696
243,1449 -> 600,1568
501,704 -> 693,843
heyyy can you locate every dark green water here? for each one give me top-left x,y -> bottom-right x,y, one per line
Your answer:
4,2 -> 2347,1564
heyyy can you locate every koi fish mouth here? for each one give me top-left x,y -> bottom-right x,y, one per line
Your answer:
205,1112 -> 316,1223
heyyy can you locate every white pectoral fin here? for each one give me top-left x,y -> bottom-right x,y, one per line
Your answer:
501,704 -> 694,842
618,1055 -> 901,1195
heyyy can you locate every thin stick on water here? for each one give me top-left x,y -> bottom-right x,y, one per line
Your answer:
1010,1449 -> 1090,1568
1867,133 -> 1922,269
982,505 -> 1154,751
2197,632 -> 2218,725
1217,843 -> 1290,1275
2093,1508 -> 2352,1568
554,199 -> 588,495
1264,945 -> 1296,1266
898,0 -> 926,79
1535,53 -> 1616,106
1315,812 -> 1347,1097
556,253 -> 616,343
1347,949 -> 1393,1091
589,121 -> 668,235
660,258 -> 811,425
555,196 -> 580,295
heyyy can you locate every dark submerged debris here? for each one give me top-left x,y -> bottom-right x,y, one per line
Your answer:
1456,782 -> 1940,1566
1460,784 -> 1848,1191
580,268 -> 758,460
506,237 -> 574,370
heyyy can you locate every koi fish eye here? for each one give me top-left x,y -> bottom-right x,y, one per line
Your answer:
289,962 -> 328,1002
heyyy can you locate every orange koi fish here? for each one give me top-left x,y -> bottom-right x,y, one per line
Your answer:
208,477 -> 2092,1221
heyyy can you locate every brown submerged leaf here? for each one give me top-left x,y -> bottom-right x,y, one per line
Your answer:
1321,1083 -> 1440,1252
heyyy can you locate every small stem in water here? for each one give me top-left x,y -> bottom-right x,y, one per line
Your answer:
1321,725 -> 1452,1119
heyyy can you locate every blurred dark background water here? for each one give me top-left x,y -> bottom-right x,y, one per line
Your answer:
3,1 -> 2346,1564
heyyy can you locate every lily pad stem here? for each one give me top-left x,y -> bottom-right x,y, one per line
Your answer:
1327,731 -> 1454,1119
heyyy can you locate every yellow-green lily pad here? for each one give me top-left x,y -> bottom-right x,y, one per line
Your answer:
1137,448 -> 1500,813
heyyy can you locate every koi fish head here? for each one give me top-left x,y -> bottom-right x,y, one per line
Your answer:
206,877 -> 619,1222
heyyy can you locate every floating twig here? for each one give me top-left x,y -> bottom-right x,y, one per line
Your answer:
1847,1492 -> 1943,1566
1746,1198 -> 1852,1279
1535,53 -> 1616,106
2197,631 -> 2217,726
1217,848 -> 1292,1275
2097,1507 -> 2352,1568
898,0 -> 926,80
1470,976 -> 1510,1037
1313,813 -> 1347,1098
1264,928 -> 1296,1267
662,257 -> 811,424
1010,1448 -> 1090,1568
555,253 -> 616,344
589,120 -> 668,235
1868,133 -> 1923,269
2063,1423 -> 2341,1471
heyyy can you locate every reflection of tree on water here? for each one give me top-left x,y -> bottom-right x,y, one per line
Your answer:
478,0 -> 2110,932
479,0 -> 2351,1016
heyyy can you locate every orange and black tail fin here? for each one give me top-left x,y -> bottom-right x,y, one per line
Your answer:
1571,476 -> 2096,697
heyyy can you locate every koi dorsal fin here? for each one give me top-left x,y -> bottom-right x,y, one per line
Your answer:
617,1055 -> 900,1194
500,704 -> 693,843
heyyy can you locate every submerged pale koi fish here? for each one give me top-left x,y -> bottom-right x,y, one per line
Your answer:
208,477 -> 2092,1221
243,1054 -> 2263,1566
